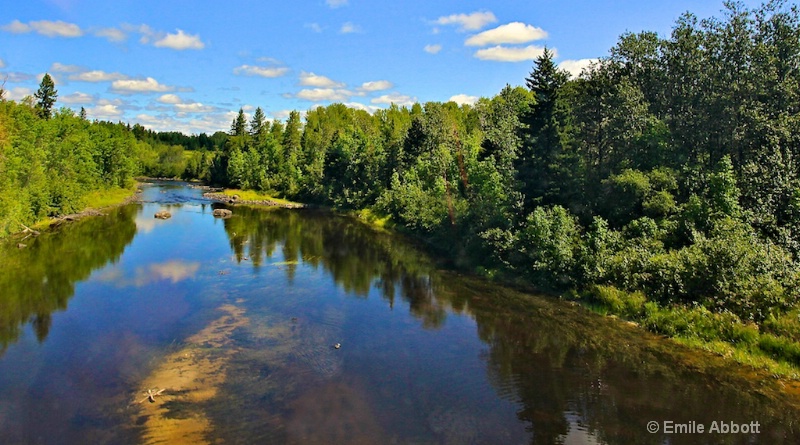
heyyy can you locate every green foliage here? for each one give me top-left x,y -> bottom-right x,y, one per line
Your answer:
0,100 -> 144,235
34,73 -> 58,120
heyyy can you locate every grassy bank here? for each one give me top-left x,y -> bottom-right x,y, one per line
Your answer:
213,188 -> 304,208
29,184 -> 140,233
574,285 -> 800,379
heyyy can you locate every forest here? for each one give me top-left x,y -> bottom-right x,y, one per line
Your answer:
2,1 -> 799,370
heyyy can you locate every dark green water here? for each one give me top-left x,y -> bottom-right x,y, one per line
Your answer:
0,181 -> 798,444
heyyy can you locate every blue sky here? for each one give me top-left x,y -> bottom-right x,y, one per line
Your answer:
0,0 -> 762,134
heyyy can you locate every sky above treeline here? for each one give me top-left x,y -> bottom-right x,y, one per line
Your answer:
0,0 -> 763,134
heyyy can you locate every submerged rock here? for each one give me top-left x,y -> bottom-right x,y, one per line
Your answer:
154,210 -> 171,219
212,209 -> 232,218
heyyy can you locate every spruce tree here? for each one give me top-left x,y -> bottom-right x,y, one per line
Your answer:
35,73 -> 58,119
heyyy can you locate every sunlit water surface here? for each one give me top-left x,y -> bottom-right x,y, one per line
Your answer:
0,181 -> 798,444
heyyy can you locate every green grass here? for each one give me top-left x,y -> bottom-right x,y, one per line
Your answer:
350,208 -> 394,229
575,285 -> 800,380
220,189 -> 302,206
83,185 -> 138,209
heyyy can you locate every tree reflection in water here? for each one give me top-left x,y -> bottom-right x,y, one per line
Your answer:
219,205 -> 800,444
0,204 -> 139,355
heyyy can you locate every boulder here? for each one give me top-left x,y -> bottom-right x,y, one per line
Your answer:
213,208 -> 233,218
154,210 -> 171,219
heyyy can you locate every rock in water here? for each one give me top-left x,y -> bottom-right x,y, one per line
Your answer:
212,209 -> 232,218
154,210 -> 171,219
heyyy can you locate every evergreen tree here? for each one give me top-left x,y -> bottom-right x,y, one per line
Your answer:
518,48 -> 576,210
34,73 -> 58,120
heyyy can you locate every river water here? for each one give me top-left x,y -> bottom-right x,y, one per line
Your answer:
0,181 -> 798,444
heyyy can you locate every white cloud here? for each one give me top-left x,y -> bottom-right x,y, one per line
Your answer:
424,44 -> 442,54
340,22 -> 360,34
157,93 -> 183,104
175,102 -> 215,113
69,70 -> 128,82
271,110 -> 294,121
5,87 -> 33,101
233,65 -> 290,78
359,80 -> 392,91
559,58 -> 599,77
296,88 -> 353,102
0,58 -> 5,69
2,19 -> 83,37
435,11 -> 497,31
2,72 -> 34,83
1,20 -> 30,34
299,71 -> 344,88
345,102 -> 380,113
60,92 -> 96,104
88,103 -> 124,119
326,0 -> 348,7
154,29 -> 205,50
465,22 -> 547,46
474,45 -> 551,62
371,93 -> 416,107
50,62 -> 83,73
94,27 -> 126,42
449,94 -> 479,105
111,77 -> 173,94
305,23 -> 323,33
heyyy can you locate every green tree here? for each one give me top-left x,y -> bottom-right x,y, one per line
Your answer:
34,73 -> 58,120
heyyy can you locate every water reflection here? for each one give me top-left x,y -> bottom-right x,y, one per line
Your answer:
0,183 -> 798,444
219,204 -> 800,444
0,204 -> 138,354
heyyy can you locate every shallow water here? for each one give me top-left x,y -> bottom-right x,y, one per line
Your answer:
0,181 -> 798,444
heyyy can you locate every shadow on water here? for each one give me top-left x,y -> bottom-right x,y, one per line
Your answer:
0,204 -> 139,356
211,204 -> 800,444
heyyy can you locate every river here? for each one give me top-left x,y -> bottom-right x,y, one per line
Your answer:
0,181 -> 798,444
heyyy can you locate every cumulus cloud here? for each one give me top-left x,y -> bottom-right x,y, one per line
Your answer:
296,88 -> 353,102
60,92 -> 96,104
299,71 -> 344,88
154,29 -> 205,50
1,19 -> 83,37
88,103 -> 124,119
2,72 -> 35,83
50,62 -> 83,73
111,77 -> 173,94
340,22 -> 360,34
449,94 -> 479,105
424,44 -> 442,54
1,20 -> 30,34
465,22 -> 547,46
233,65 -> 290,78
474,45 -> 551,62
175,102 -> 215,113
359,80 -> 392,91
157,93 -> 183,104
371,93 -> 416,107
559,58 -> 599,77
69,70 -> 129,82
326,0 -> 348,7
4,87 -> 33,101
435,11 -> 497,31
345,102 -> 380,113
94,27 -> 127,42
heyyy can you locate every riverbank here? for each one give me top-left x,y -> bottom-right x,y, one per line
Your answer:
7,184 -> 142,243
202,188 -> 306,209
208,192 -> 800,381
